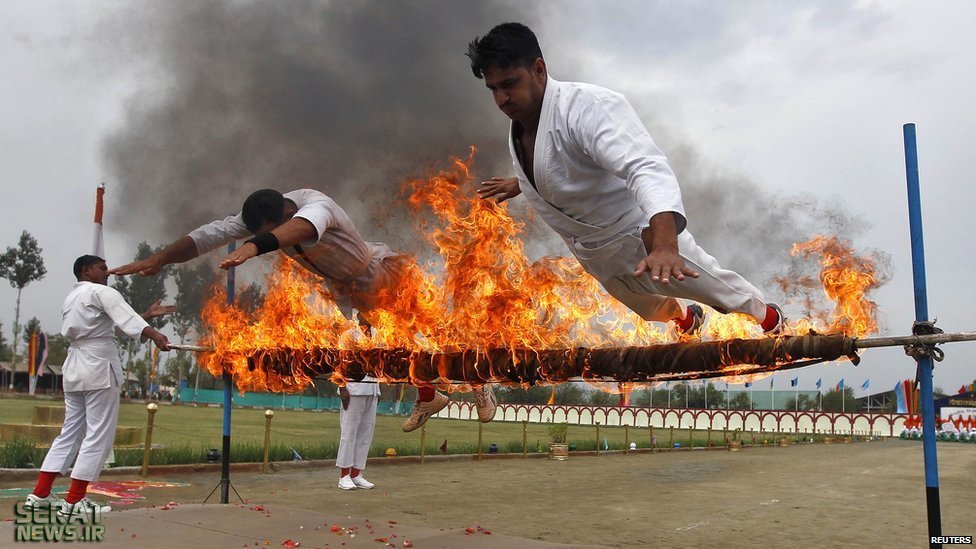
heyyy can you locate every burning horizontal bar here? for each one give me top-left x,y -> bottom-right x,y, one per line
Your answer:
174,330 -> 976,386
240,334 -> 859,385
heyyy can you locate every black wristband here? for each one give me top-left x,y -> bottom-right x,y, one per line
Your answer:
245,232 -> 280,255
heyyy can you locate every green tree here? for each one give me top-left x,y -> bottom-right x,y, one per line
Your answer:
553,383 -> 585,405
785,393 -> 817,411
0,230 -> 47,369
21,317 -> 41,346
44,333 -> 68,366
236,281 -> 265,315
0,321 -> 10,361
113,242 -> 170,396
821,387 -> 861,412
495,385 -> 554,404
587,389 -> 617,407
172,261 -> 216,400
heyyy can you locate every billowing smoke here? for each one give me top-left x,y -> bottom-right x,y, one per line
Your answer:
99,1 -> 536,255
98,1 -> 886,306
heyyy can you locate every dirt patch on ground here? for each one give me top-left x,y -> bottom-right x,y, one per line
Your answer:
2,440 -> 973,547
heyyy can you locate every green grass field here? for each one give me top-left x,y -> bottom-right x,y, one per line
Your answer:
0,395 -> 751,467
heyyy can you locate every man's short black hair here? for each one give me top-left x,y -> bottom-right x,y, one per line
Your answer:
242,189 -> 286,233
466,22 -> 543,79
73,255 -> 105,279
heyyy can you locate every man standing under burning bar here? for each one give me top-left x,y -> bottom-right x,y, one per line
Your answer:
110,188 -> 497,432
24,255 -> 172,517
470,23 -> 783,335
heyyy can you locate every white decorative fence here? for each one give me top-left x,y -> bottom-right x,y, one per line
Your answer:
436,402 -> 906,436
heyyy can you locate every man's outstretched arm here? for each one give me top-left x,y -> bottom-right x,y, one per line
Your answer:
217,217 -> 318,270
110,236 -> 199,276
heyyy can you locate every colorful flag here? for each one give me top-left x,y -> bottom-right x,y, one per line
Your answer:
34,332 -> 47,377
895,380 -> 907,413
93,183 -> 105,258
836,379 -> 845,391
790,377 -> 798,387
27,331 -> 38,378
616,384 -> 632,407
960,385 -> 969,395
816,378 -> 822,390
861,379 -> 870,391
745,382 -> 753,388
27,330 -> 46,396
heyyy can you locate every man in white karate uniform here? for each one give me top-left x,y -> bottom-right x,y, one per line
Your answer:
336,378 -> 379,490
110,189 -> 497,433
24,255 -> 171,516
470,23 -> 784,335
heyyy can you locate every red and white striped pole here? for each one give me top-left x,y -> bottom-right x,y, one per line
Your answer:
93,183 -> 105,258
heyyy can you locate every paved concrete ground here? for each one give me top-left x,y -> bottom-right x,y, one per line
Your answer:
1,440 -> 973,548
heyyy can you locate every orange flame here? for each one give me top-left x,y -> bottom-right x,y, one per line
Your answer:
201,151 -> 883,392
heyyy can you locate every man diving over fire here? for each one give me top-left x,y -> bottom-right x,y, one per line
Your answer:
110,188 -> 497,432
470,22 -> 784,336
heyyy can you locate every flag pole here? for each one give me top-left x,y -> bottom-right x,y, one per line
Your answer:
903,123 -> 942,544
93,183 -> 105,258
221,243 -> 235,504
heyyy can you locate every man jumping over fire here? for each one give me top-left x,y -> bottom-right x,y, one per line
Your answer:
470,22 -> 784,336
110,189 -> 497,437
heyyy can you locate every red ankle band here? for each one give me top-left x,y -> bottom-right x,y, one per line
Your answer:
33,471 -> 58,498
417,387 -> 436,402
65,478 -> 89,504
761,305 -> 780,332
673,306 -> 694,331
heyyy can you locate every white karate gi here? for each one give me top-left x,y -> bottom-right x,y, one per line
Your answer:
336,379 -> 380,470
189,189 -> 405,316
509,76 -> 767,321
40,282 -> 149,481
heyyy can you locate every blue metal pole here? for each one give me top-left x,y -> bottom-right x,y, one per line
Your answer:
903,123 -> 942,544
221,242 -> 236,504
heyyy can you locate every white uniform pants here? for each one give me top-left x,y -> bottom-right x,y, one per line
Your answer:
40,378 -> 120,482
336,395 -> 377,470
600,230 -> 767,323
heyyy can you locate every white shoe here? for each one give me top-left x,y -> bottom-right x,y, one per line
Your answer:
351,475 -> 374,489
472,385 -> 497,423
59,497 -> 111,520
338,475 -> 356,490
24,493 -> 61,511
402,391 -> 449,432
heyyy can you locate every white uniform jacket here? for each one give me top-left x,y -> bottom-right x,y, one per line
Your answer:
61,281 -> 149,392
509,76 -> 688,282
188,189 -> 400,313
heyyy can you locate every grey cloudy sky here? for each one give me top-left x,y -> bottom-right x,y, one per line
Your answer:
1,1 -> 973,394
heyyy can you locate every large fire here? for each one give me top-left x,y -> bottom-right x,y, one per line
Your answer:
200,150 -> 882,393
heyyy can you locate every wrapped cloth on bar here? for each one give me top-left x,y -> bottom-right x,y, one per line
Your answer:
243,334 -> 858,386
